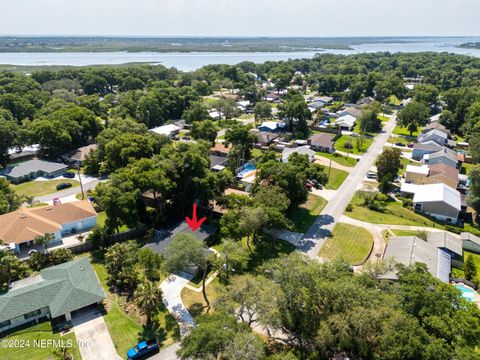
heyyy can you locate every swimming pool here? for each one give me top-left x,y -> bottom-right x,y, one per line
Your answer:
236,163 -> 256,178
455,284 -> 477,302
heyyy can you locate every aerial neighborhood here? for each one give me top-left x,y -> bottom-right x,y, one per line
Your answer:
1,49 -> 480,360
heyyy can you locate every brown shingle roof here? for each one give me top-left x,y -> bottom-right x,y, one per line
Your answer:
428,163 -> 459,182
308,133 -> 336,148
0,201 -> 97,245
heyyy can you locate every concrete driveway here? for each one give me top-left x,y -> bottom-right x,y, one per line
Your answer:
150,343 -> 181,360
72,308 -> 121,360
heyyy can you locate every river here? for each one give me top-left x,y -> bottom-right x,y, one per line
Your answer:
1,37 -> 480,71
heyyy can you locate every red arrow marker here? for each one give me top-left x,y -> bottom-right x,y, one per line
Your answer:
186,203 -> 207,232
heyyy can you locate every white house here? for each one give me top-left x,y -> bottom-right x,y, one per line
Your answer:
407,183 -> 462,223
149,124 -> 181,137
334,115 -> 357,131
0,201 -> 97,254
259,121 -> 286,133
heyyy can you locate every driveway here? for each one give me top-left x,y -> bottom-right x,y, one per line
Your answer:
72,308 -> 120,360
150,343 -> 181,360
297,113 -> 397,258
160,273 -> 196,337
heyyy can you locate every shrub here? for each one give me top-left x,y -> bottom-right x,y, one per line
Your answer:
346,203 -> 353,212
445,225 -> 462,234
402,198 -> 413,208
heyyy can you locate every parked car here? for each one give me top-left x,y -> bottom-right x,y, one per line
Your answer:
127,339 -> 159,360
171,135 -> 180,140
63,172 -> 75,178
183,136 -> 190,141
395,142 -> 406,147
366,171 -> 377,179
56,183 -> 73,191
310,179 -> 323,189
407,143 -> 414,148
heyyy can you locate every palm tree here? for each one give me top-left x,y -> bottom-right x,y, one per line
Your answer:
35,233 -> 55,254
134,279 -> 163,325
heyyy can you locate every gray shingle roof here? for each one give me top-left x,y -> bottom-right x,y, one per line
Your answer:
427,232 -> 463,257
0,160 -> 68,179
0,258 -> 105,321
382,236 -> 451,282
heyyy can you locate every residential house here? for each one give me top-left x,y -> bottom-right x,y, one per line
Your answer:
423,148 -> 459,169
317,96 -> 334,104
208,110 -> 222,120
404,163 -> 459,190
307,101 -> 325,113
255,131 -> 280,147
149,124 -> 181,137
307,133 -> 336,153
8,144 -> 40,162
461,232 -> 480,254
0,258 -> 105,333
429,113 -> 442,123
236,100 -> 251,112
210,143 -> 232,157
421,122 -> 448,135
143,221 -> 216,254
0,160 -> 68,184
210,155 -> 228,172
382,236 -> 451,282
417,129 -> 448,147
412,142 -> 443,160
60,144 -> 97,166
427,232 -> 463,264
282,146 -> 315,163
407,183 -> 461,223
337,106 -> 362,119
334,115 -> 356,131
258,121 -> 286,133
0,201 -> 97,254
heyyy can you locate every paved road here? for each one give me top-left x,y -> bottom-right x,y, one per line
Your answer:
297,113 -> 397,258
34,176 -> 101,203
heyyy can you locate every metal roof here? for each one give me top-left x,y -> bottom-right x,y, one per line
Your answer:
427,232 -> 463,257
413,183 -> 461,210
0,160 -> 68,179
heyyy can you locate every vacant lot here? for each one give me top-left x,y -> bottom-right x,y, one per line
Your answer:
12,179 -> 79,197
335,135 -> 373,155
319,223 -> 373,265
327,168 -> 349,190
317,152 -> 357,167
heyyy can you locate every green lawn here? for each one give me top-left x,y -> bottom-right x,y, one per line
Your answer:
387,95 -> 401,106
0,321 -> 81,360
393,125 -> 419,138
327,167 -> 349,190
388,136 -> 411,146
461,162 -> 476,176
399,157 -> 421,175
92,262 -> 178,359
346,192 -> 446,228
390,229 -> 425,237
378,115 -> 389,122
452,251 -> 480,283
317,152 -> 357,167
12,179 -> 79,198
335,135 -> 373,155
319,223 -> 373,265
289,194 -> 328,233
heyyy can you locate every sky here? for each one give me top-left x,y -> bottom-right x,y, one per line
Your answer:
0,0 -> 479,37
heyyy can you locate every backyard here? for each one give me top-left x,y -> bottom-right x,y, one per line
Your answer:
12,179 -> 79,198
393,125 -> 419,138
0,322 -> 81,360
319,223 -> 373,265
289,194 -> 328,233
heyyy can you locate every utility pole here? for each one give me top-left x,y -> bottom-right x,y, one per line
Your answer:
77,166 -> 85,200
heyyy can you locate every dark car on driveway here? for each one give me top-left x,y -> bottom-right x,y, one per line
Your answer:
63,172 -> 75,179
56,183 -> 73,191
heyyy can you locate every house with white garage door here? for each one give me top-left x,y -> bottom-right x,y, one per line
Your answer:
0,258 -> 105,333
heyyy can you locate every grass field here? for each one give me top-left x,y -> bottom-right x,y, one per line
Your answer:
346,192 -> 446,228
0,322 -> 81,360
289,194 -> 328,233
335,134 -> 373,155
390,229 -> 424,237
327,167 -> 349,189
317,152 -> 357,167
319,223 -> 373,265
399,157 -> 421,175
181,278 -> 220,318
12,179 -> 79,198
388,136 -> 411,146
378,115 -> 390,122
393,125 -> 419,138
